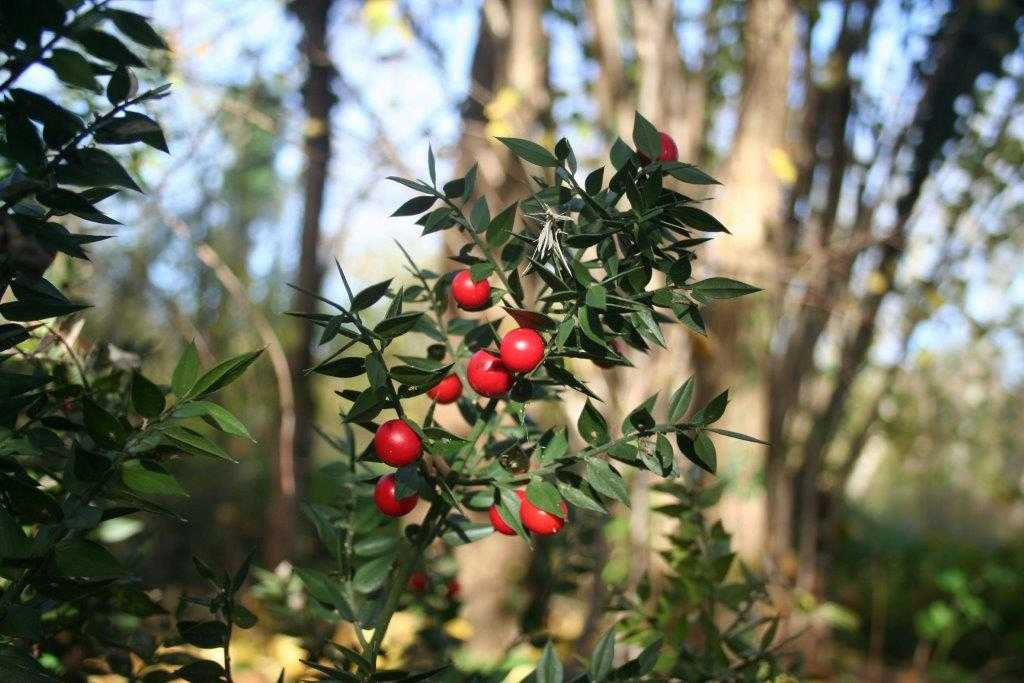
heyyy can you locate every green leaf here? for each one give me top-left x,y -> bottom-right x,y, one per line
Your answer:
178,620 -> 228,648
108,9 -> 169,50
55,539 -> 123,579
586,284 -> 608,311
577,400 -> 609,445
632,112 -> 662,160
392,195 -> 436,217
121,460 -> 187,497
352,279 -> 392,311
667,375 -> 695,423
353,555 -> 393,593
0,511 -> 31,560
705,427 -> 769,445
539,429 -> 569,463
486,201 -> 516,246
374,312 -> 423,340
106,65 -> 136,104
497,137 -> 559,167
584,458 -> 629,505
93,111 -> 168,152
172,342 -> 200,396
188,349 -> 263,398
57,147 -> 142,192
82,398 -> 124,448
690,277 -> 761,299
677,431 -> 716,474
37,188 -> 119,224
45,48 -> 100,92
502,306 -> 557,331
470,196 -> 490,232
296,567 -> 352,617
663,162 -> 720,185
313,356 -> 365,378
534,642 -> 564,683
130,372 -> 165,418
176,660 -> 227,682
162,426 -> 235,462
6,113 -> 44,169
73,29 -> 145,67
589,627 -> 616,682
186,401 -> 254,441
673,206 -> 729,233
556,480 -> 605,514
354,535 -> 398,557
691,390 -> 729,425
441,519 -> 494,546
526,479 -> 564,516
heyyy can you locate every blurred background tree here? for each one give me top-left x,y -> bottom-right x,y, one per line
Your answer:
37,0 -> 1024,678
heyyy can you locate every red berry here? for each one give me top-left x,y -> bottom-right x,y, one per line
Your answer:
520,492 -> 568,536
466,350 -> 513,398
374,473 -> 418,517
499,328 -> 546,373
426,373 -> 462,404
446,579 -> 461,599
373,419 -> 422,467
657,132 -> 678,162
407,571 -> 429,592
451,270 -> 492,311
489,490 -> 526,535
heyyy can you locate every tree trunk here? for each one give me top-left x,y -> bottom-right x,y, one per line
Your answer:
702,0 -> 797,567
266,0 -> 337,567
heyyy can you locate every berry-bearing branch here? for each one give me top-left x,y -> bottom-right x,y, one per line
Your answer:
294,112 -> 764,668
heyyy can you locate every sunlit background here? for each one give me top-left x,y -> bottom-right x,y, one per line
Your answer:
23,0 -> 1024,679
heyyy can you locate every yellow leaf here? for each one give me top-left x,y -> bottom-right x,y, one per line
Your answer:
768,147 -> 798,185
867,271 -> 888,295
443,616 -> 474,640
362,0 -> 397,32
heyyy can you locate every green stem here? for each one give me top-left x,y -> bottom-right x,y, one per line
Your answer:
441,196 -> 522,308
365,501 -> 447,669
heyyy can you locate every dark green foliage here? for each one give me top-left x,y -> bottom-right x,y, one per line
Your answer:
612,478 -> 794,680
0,6 -> 261,680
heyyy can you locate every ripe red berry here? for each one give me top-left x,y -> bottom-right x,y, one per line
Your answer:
657,131 -> 678,162
499,327 -> 546,373
373,419 -> 422,467
520,492 -> 568,536
374,473 -> 419,517
446,579 -> 461,599
451,269 -> 492,311
489,490 -> 526,535
426,373 -> 462,404
466,350 -> 513,398
407,571 -> 429,592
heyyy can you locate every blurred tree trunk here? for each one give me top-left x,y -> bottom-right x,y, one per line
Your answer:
266,0 -> 337,567
697,0 -> 797,568
450,0 -> 552,662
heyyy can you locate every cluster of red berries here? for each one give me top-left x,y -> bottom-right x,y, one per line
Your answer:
372,270 -> 549,520
431,269 -> 548,401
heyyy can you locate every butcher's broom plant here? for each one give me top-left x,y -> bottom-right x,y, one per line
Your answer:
293,118 -> 782,679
